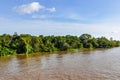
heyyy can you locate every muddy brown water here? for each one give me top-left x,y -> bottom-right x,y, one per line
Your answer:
0,48 -> 120,80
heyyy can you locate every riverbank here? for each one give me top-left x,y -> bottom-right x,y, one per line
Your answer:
0,33 -> 120,56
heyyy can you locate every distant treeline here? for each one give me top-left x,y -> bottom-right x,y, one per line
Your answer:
0,33 -> 120,56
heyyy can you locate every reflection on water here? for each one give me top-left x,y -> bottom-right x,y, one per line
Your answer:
0,48 -> 120,80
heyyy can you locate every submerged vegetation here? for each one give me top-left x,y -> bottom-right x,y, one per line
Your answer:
0,33 -> 120,56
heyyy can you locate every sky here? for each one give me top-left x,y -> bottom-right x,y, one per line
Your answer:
0,0 -> 120,40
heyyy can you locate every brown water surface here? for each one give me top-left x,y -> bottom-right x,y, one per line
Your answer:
0,48 -> 120,80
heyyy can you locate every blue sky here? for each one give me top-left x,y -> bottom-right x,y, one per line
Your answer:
0,0 -> 120,40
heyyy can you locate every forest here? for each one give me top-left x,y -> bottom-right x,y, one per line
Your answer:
0,33 -> 120,56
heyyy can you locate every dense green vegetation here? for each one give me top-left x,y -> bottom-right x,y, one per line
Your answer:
0,33 -> 120,56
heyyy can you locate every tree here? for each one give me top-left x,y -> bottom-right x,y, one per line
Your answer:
10,34 -> 26,53
97,37 -> 111,48
80,34 -> 93,48
0,33 -> 120,56
90,38 -> 99,48
80,34 -> 92,40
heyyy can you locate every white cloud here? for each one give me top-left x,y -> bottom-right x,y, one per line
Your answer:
1,17 -> 120,40
14,2 -> 44,14
46,7 -> 56,12
32,15 -> 48,19
14,2 -> 56,14
32,14 -> 54,19
111,30 -> 119,34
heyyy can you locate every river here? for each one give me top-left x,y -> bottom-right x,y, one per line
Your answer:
0,47 -> 120,80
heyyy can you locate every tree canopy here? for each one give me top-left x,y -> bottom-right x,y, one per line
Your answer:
0,33 -> 120,56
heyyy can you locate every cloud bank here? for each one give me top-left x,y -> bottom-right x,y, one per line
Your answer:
14,2 -> 56,14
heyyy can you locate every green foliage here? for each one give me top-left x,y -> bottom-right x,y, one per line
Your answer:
90,38 -> 99,48
97,37 -> 111,48
10,34 -> 26,53
0,33 -> 120,56
80,34 -> 92,40
0,47 -> 16,56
